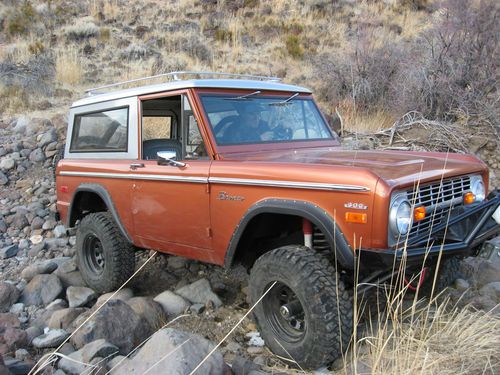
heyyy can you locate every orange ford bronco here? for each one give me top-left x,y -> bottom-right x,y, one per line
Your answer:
55,72 -> 500,368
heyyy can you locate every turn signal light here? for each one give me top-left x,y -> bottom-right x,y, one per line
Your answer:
413,206 -> 426,222
463,192 -> 476,205
345,212 -> 367,224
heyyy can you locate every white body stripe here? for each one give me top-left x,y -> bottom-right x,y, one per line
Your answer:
59,171 -> 369,192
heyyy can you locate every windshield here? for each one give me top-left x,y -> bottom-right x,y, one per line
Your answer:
200,94 -> 333,146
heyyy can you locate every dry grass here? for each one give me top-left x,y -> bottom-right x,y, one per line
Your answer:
55,48 -> 83,85
352,298 -> 500,375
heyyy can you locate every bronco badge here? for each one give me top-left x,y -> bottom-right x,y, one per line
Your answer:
217,191 -> 245,202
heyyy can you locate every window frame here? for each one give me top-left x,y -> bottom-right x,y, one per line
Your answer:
69,106 -> 130,153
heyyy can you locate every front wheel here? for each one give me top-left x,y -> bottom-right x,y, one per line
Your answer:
76,212 -> 135,293
249,246 -> 353,369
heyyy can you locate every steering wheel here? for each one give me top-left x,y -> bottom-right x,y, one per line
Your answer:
213,115 -> 239,137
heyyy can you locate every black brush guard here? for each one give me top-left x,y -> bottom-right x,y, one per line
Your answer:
360,189 -> 500,268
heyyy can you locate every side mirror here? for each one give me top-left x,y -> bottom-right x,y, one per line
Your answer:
157,151 -> 186,168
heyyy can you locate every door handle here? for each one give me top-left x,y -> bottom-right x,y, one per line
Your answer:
130,163 -> 145,170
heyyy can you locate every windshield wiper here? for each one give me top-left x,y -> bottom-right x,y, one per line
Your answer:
223,90 -> 261,101
268,92 -> 299,106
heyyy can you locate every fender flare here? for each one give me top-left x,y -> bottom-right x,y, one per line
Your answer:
67,183 -> 132,243
224,198 -> 355,270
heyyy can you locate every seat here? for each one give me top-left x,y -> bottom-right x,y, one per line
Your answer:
142,138 -> 182,160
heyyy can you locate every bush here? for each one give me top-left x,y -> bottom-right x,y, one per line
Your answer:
4,1 -> 37,36
285,35 -> 304,59
312,0 -> 499,131
66,21 -> 100,40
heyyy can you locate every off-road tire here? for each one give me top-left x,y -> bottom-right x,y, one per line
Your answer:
420,256 -> 462,297
76,212 -> 135,293
249,245 -> 353,369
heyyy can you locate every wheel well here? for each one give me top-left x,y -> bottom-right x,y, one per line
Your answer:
231,213 -> 304,269
69,191 -> 108,227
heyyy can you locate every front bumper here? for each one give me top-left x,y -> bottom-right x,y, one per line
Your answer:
360,189 -> 500,268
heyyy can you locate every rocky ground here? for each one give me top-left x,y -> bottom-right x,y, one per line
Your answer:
0,115 -> 499,375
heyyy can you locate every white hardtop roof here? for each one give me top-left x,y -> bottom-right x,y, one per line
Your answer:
71,79 -> 312,108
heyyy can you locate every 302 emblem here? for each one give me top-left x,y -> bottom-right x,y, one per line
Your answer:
344,202 -> 368,210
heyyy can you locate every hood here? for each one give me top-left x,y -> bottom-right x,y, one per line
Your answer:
223,147 -> 486,188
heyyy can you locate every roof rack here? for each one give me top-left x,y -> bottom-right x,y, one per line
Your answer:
85,71 -> 282,96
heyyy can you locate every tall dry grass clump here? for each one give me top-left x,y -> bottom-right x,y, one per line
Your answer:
55,49 -> 82,85
350,293 -> 500,375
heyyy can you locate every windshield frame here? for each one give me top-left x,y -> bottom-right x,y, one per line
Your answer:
194,89 -> 340,154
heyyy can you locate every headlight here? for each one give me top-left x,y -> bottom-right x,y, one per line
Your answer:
389,196 -> 412,236
470,175 -> 485,202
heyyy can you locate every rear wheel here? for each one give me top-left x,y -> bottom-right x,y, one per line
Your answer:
76,212 -> 135,293
249,245 -> 353,369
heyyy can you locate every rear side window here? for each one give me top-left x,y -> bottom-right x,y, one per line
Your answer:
70,107 -> 129,152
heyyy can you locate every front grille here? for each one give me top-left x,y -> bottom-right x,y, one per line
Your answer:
407,175 -> 471,238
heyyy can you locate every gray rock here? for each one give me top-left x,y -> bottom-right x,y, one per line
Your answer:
153,291 -> 190,317
0,157 -> 15,171
0,172 -> 8,185
190,303 -> 205,314
232,356 -> 262,375
20,274 -> 63,306
0,282 -> 20,313
54,258 -> 86,287
59,339 -> 118,375
46,298 -> 69,311
9,303 -> 24,315
109,328 -> 226,375
53,225 -> 67,238
48,308 -> 87,330
1,244 -> 19,259
67,286 -> 97,308
126,297 -> 166,331
30,216 -> 44,230
39,129 -> 57,148
479,281 -> 500,301
476,261 -> 500,287
70,299 -> 150,354
21,261 -> 58,281
15,348 -> 29,361
454,278 -> 470,292
4,358 -> 33,374
175,278 -> 222,308
42,219 -> 57,230
25,326 -> 43,344
95,289 -> 134,306
29,148 -> 45,162
32,329 -> 69,348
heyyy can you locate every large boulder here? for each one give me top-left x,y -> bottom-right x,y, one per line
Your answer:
175,278 -> 223,308
20,274 -> 63,306
20,261 -> 58,281
70,299 -> 150,354
48,308 -> 87,330
32,329 -> 69,349
126,297 -> 166,331
58,339 -> 118,374
153,291 -> 190,317
66,287 -> 97,308
54,258 -> 86,288
109,328 -> 227,375
0,283 -> 19,313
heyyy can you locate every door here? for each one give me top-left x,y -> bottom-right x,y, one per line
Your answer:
131,93 -> 212,256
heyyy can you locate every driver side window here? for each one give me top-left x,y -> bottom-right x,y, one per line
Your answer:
140,95 -> 208,161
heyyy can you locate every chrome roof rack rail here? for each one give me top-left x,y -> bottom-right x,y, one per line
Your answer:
85,71 -> 282,96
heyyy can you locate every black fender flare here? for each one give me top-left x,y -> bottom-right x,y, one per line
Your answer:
67,183 -> 132,243
224,198 -> 355,270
